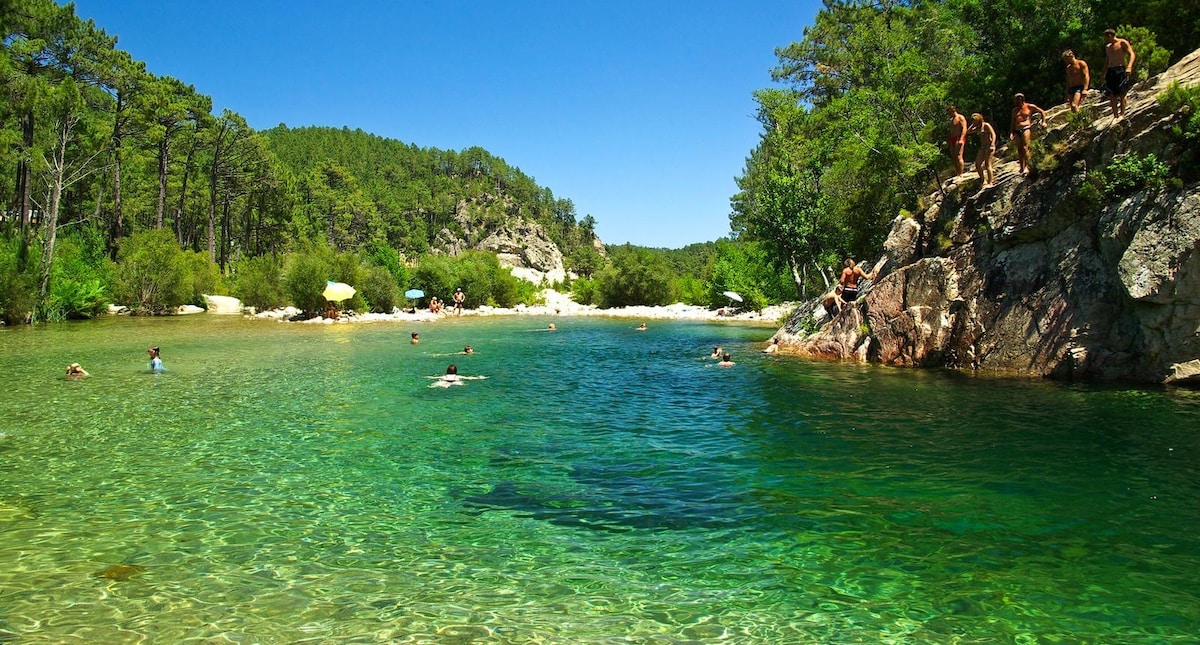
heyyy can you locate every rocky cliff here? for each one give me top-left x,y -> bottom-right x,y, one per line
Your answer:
433,194 -> 601,284
775,48 -> 1200,385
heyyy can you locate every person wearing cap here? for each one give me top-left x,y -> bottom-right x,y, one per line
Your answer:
453,287 -> 465,315
148,346 -> 164,372
66,363 -> 89,379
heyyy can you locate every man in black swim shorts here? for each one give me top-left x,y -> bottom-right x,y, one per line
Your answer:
1103,29 -> 1136,119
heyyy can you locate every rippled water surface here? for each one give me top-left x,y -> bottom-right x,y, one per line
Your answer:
1,314 -> 1198,643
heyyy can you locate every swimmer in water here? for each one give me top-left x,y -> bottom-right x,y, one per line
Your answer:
427,363 -> 488,388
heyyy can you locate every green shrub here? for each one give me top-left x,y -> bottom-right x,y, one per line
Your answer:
41,229 -> 112,320
232,254 -> 287,310
360,265 -> 398,313
0,235 -> 37,325
284,244 -> 334,315
594,248 -> 675,307
1158,81 -> 1200,141
570,276 -> 597,305
112,229 -> 191,312
180,250 -> 225,306
1103,152 -> 1168,197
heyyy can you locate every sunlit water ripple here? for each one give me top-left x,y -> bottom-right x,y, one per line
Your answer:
1,315 -> 1198,643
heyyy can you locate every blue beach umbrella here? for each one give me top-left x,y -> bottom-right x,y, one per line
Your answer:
404,289 -> 425,299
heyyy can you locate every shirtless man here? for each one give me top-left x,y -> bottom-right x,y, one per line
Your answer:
1062,49 -> 1090,112
946,106 -> 968,177
1010,93 -> 1048,176
837,259 -> 877,306
1103,29 -> 1136,119
966,113 -> 997,186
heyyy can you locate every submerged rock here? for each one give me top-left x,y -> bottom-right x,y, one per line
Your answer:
93,563 -> 145,581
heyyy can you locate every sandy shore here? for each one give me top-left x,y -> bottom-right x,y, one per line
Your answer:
246,289 -> 795,326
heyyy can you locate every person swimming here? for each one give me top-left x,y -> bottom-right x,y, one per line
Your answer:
66,363 -> 89,378
428,363 -> 487,388
718,353 -> 735,367
710,345 -> 723,359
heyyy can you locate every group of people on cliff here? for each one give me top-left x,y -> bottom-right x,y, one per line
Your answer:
946,29 -> 1136,185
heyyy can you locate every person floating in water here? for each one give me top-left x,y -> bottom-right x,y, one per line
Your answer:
763,338 -> 780,354
946,105 -> 968,177
547,323 -> 556,331
462,345 -> 474,355
836,259 -> 878,307
966,113 -> 997,187
66,363 -> 89,379
411,331 -> 419,345
717,353 -> 735,367
1010,93 -> 1047,176
148,346 -> 164,372
637,322 -> 647,331
710,345 -> 723,359
1062,49 -> 1090,113
428,364 -> 487,388
1102,28 -> 1136,120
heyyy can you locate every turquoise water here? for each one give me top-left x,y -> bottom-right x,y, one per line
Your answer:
1,314 -> 1198,643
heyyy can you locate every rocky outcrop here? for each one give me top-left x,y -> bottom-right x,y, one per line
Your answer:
778,48 -> 1200,385
433,194 -> 571,283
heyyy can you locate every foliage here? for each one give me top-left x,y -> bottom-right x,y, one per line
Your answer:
412,251 -> 530,308
565,245 -> 605,278
0,236 -> 37,325
1102,153 -> 1168,197
707,240 -> 793,311
1158,81 -> 1200,141
40,228 -> 112,320
112,229 -> 193,311
283,243 -> 335,316
359,265 -> 399,313
570,276 -> 597,305
593,246 -> 676,307
231,254 -> 288,311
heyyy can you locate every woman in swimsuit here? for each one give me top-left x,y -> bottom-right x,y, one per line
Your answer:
1010,93 -> 1048,176
966,113 -> 997,186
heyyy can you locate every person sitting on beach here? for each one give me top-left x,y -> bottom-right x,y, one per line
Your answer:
66,363 -> 89,379
1062,49 -> 1090,113
148,346 -> 164,372
1103,28 -> 1136,119
718,353 -> 735,367
763,338 -> 780,354
410,332 -> 419,345
324,302 -> 339,320
1010,93 -> 1048,176
965,113 -> 997,187
837,259 -> 877,306
710,345 -> 723,359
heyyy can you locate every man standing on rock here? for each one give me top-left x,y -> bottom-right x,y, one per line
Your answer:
1010,93 -> 1048,176
1103,28 -> 1136,119
453,287 -> 465,315
836,259 -> 878,307
1062,49 -> 1090,112
946,106 -> 968,177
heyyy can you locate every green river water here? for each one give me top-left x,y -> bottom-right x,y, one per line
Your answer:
0,314 -> 1197,643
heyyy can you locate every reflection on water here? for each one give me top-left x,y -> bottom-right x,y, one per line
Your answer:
1,315 -> 1198,642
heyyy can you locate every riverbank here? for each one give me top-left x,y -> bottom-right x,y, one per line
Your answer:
243,289 -> 795,326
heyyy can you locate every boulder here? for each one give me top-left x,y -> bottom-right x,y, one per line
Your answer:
203,294 -> 243,315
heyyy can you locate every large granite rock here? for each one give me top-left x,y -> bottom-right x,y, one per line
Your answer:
778,48 -> 1200,384
433,195 -> 569,284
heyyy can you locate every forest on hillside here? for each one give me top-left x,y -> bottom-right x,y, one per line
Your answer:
0,0 -> 658,323
732,0 -> 1200,299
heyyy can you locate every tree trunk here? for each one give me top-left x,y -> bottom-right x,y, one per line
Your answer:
109,93 -> 125,259
156,135 -> 170,228
37,114 -> 76,313
16,110 -> 34,234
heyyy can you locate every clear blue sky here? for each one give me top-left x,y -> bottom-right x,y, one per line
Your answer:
70,1 -> 819,249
